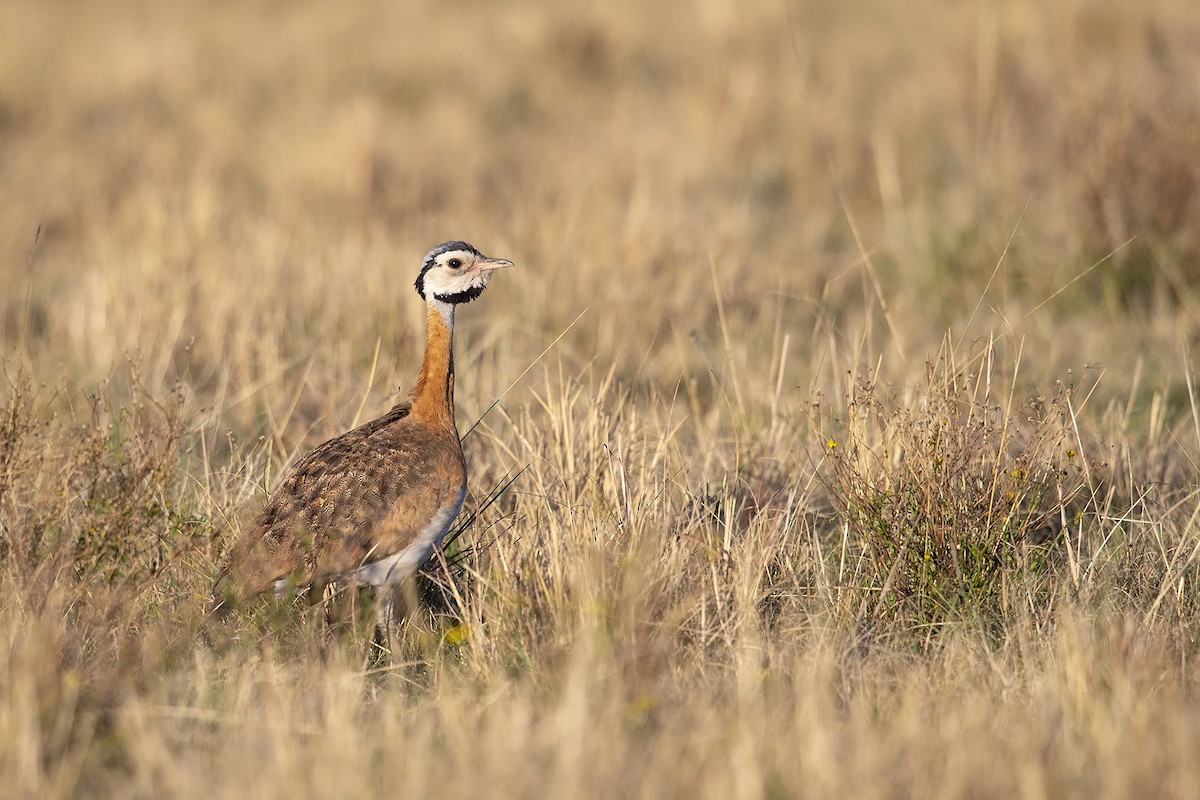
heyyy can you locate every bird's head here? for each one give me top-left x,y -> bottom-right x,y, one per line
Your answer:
414,241 -> 514,305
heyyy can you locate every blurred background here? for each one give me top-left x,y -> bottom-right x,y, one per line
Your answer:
2,0 -> 1199,431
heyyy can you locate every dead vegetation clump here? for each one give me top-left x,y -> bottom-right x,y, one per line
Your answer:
817,346 -> 1109,637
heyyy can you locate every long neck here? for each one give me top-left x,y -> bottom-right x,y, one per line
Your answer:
408,300 -> 457,429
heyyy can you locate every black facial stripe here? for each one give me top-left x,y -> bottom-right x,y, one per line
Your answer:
433,284 -> 486,304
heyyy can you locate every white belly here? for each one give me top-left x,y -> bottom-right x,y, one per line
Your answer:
349,486 -> 466,587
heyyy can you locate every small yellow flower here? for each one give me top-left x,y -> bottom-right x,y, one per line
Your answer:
444,623 -> 470,645
1011,469 -> 1022,479
827,439 -> 837,449
1066,449 -> 1076,459
60,669 -> 81,690
625,695 -> 658,725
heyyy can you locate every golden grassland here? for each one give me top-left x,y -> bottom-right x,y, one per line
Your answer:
3,0 -> 1200,796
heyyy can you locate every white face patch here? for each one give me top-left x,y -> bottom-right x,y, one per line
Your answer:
419,250 -> 494,302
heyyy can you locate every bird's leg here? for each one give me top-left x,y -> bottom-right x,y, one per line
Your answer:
372,579 -> 427,659
373,585 -> 397,656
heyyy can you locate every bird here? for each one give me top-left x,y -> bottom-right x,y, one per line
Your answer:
212,240 -> 513,615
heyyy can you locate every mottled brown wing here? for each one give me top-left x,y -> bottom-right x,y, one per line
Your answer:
216,401 -> 465,599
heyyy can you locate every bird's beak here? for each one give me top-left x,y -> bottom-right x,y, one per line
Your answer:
469,257 -> 515,272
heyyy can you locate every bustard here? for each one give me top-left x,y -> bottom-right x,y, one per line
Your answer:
213,241 -> 512,613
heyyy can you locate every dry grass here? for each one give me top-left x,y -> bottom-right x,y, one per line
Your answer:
3,0 -> 1200,796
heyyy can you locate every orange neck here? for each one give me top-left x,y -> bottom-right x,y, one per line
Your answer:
409,301 -> 457,429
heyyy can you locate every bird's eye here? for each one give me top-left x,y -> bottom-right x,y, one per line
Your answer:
448,258 -> 463,269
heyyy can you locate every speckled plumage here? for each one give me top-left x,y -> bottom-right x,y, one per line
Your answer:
219,398 -> 465,597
